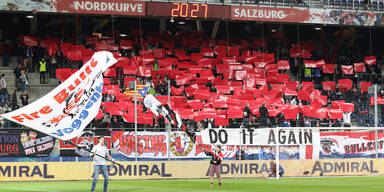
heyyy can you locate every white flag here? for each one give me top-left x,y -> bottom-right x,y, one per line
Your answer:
1,51 -> 117,140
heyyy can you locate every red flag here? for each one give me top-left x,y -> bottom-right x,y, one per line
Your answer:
277,73 -> 290,83
201,47 -> 214,57
338,79 -> 353,90
227,108 -> 243,118
228,46 -> 240,57
277,60 -> 290,70
315,108 -> 329,119
354,62 -> 366,73
323,81 -> 336,91
120,40 -> 133,50
47,44 -> 58,56
67,50 -> 83,61
339,103 -> 355,112
329,109 -> 343,119
214,116 -> 229,126
304,60 -> 324,68
370,97 -> 384,106
301,81 -> 314,91
341,65 -> 354,75
171,86 -> 184,96
103,67 -> 117,77
213,100 -> 227,108
153,48 -> 166,59
285,81 -> 299,91
216,85 -> 231,94
265,64 -> 278,71
360,82 -> 371,92
21,36 -> 38,47
323,64 -> 335,74
365,56 -> 376,65
289,47 -> 311,59
235,70 -> 247,80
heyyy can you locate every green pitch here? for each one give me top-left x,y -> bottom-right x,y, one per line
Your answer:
0,177 -> 383,192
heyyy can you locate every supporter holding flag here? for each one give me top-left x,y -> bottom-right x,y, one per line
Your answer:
241,103 -> 254,129
259,103 -> 269,127
343,112 -> 352,127
203,145 -> 224,187
90,136 -> 112,192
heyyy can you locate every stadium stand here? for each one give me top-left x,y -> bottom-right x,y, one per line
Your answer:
2,21 -> 383,132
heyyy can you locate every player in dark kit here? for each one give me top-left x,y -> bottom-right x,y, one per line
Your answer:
204,145 -> 223,187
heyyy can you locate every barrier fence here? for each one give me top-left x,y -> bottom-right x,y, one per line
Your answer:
1,127 -> 384,181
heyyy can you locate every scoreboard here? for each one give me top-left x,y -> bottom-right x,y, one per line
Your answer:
146,2 -> 230,19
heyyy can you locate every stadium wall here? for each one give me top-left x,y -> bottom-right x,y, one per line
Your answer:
0,159 -> 382,181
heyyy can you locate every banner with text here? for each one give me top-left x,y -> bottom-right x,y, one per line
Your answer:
112,131 -> 241,159
0,0 -> 145,16
111,129 -> 320,160
231,6 -> 380,26
0,159 -> 382,181
319,131 -> 384,158
59,131 -> 111,157
200,128 -> 319,146
1,51 -> 117,140
0,129 -> 55,157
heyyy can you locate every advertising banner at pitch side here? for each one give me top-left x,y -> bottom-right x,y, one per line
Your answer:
1,51 -> 117,140
0,159 -> 382,181
0,129 -> 55,157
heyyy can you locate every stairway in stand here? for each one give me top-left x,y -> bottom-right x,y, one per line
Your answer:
0,56 -> 60,106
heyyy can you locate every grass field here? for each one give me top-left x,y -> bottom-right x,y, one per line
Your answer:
1,177 -> 383,192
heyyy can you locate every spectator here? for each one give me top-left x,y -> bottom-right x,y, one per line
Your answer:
13,64 -> 22,90
204,118 -> 215,129
343,112 -> 352,127
0,74 -> 7,95
0,108 -> 4,128
2,40 -> 10,67
110,116 -> 121,129
19,70 -> 28,92
271,163 -> 284,177
148,84 -> 157,95
39,57 -> 47,84
197,121 -> 204,131
101,112 -> 111,128
363,0 -> 371,10
50,55 -> 57,78
20,90 -> 29,106
10,89 -> 17,108
3,103 -> 11,127
25,47 -> 34,72
241,103 -> 253,129
259,103 -> 269,127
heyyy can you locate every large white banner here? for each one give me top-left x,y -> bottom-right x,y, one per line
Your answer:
1,51 -> 117,140
200,128 -> 319,146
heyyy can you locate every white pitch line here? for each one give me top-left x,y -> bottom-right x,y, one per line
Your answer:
0,186 -> 59,192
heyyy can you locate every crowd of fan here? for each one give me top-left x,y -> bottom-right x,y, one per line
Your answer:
0,30 -> 384,132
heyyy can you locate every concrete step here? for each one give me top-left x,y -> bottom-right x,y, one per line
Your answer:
6,84 -> 57,104
1,71 -> 59,86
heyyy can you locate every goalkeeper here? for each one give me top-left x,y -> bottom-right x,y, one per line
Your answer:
90,136 -> 112,192
204,145 -> 223,187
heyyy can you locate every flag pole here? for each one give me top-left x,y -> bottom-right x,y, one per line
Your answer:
134,81 -> 138,161
168,79 -> 171,161
67,141 -> 122,166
